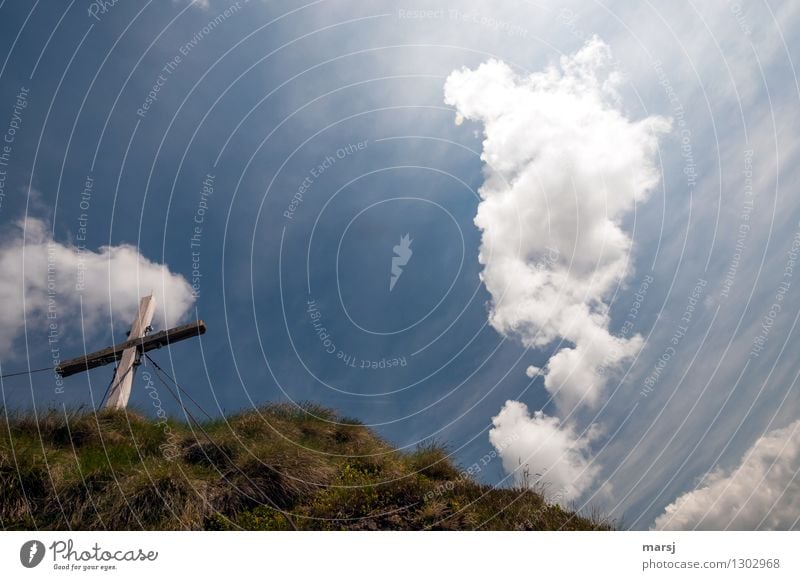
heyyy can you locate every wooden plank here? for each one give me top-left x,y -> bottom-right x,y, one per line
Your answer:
56,320 -> 207,378
104,295 -> 157,409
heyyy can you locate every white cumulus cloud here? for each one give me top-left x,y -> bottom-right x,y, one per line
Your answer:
653,420 -> 800,530
444,37 -> 669,412
445,38 -> 669,499
490,400 -> 599,503
0,217 -> 196,358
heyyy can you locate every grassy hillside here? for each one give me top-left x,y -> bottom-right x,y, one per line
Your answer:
0,403 -> 611,530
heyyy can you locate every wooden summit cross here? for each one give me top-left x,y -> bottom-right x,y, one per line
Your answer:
56,294 -> 206,410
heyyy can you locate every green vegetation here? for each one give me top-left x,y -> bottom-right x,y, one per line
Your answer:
0,403 -> 611,530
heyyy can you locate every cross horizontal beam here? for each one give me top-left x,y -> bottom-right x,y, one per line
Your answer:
56,320 -> 207,378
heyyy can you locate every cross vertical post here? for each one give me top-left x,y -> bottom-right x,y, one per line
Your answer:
104,294 -> 156,410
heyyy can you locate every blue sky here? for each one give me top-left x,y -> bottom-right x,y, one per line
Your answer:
1,0 -> 798,530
